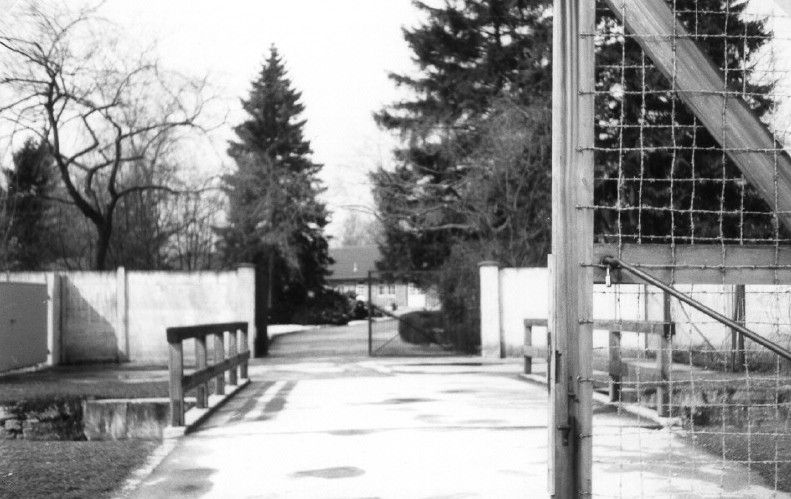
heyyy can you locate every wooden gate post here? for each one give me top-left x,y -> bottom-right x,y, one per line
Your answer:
550,0 -> 595,496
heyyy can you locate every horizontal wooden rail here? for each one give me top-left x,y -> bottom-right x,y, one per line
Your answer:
182,352 -> 250,392
166,322 -> 247,343
167,322 -> 249,426
524,316 -> 674,415
523,318 -> 672,336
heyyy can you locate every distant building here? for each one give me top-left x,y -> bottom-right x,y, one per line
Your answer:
327,246 -> 439,311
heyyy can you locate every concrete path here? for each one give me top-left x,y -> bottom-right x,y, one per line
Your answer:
126,324 -> 787,498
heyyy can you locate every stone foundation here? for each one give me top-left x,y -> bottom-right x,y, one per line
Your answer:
0,398 -> 83,440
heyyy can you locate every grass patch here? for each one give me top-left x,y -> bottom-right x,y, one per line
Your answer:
686,423 -> 791,492
0,364 -> 169,403
0,439 -> 158,498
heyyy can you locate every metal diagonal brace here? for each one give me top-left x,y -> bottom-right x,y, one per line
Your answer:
602,255 -> 791,363
602,0 -> 791,233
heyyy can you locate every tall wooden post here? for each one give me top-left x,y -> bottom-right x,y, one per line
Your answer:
732,284 -> 746,372
551,0 -> 595,496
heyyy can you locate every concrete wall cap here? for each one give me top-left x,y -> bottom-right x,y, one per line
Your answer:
478,261 -> 500,268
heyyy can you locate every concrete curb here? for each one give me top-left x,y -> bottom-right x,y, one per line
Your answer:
111,437 -> 178,499
519,372 -> 681,428
113,379 -> 252,497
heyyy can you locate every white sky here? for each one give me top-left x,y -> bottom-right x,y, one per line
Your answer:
92,0 -> 422,240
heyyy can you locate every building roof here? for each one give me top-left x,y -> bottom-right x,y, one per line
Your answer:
327,246 -> 381,281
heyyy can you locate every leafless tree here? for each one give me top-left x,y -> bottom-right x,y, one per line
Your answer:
0,1 -> 213,269
373,100 -> 551,266
166,180 -> 224,270
339,210 -> 382,247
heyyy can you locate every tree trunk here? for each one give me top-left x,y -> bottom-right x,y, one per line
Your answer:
95,222 -> 112,270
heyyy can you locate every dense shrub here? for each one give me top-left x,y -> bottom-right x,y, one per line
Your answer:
436,244 -> 481,353
397,310 -> 444,344
289,288 -> 350,325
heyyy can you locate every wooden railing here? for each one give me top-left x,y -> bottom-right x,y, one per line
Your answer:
166,322 -> 250,426
524,318 -> 675,415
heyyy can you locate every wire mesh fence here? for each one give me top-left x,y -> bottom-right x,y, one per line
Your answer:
577,0 -> 791,495
366,270 -> 474,357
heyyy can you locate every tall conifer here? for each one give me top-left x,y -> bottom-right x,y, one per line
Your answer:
220,46 -> 330,331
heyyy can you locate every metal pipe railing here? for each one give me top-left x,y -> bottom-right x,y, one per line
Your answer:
602,255 -> 791,363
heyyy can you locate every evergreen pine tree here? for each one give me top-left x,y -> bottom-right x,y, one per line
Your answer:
2,138 -> 58,270
372,0 -> 553,270
594,0 -> 778,244
220,46 -> 330,331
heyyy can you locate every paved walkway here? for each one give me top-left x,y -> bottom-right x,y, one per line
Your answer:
126,324 -> 787,498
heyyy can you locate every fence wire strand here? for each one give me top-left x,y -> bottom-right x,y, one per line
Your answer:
585,0 -> 791,496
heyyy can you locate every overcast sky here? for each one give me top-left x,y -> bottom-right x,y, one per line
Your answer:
4,0 -> 791,242
92,0 -> 422,240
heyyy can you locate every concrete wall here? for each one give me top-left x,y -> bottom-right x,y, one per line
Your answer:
1,266 -> 255,366
480,262 -> 791,358
480,263 -> 653,358
127,268 -> 255,363
0,282 -> 48,372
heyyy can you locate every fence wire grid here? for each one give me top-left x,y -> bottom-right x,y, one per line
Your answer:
584,0 -> 791,496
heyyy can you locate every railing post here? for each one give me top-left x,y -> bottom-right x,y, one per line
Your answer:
524,323 -> 533,374
228,328 -> 238,386
656,292 -> 672,417
239,326 -> 249,380
214,332 -> 225,395
195,335 -> 208,408
168,341 -> 184,426
732,284 -> 746,372
608,330 -> 622,402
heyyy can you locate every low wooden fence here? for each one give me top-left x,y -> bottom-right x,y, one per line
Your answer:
166,322 -> 250,426
524,318 -> 675,415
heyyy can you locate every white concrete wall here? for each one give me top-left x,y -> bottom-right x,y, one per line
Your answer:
127,268 -> 255,364
0,282 -> 48,372
481,263 -> 791,358
61,271 -> 119,362
480,264 -> 649,357
500,268 -> 549,357
1,267 -> 255,365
